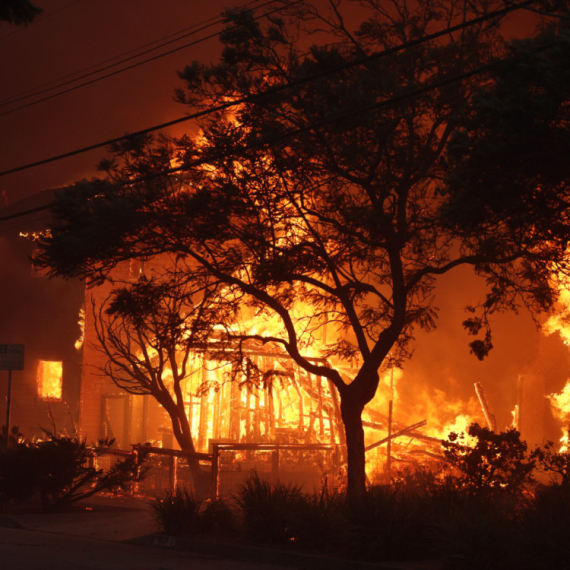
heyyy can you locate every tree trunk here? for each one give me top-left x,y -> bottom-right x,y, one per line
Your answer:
340,395 -> 366,499
167,404 -> 210,497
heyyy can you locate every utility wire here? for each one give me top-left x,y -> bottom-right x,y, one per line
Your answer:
0,0 -> 288,118
0,0 -> 274,110
0,36 -> 555,226
0,0 -> 538,182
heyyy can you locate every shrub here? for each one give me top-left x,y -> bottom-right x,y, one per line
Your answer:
345,484 -> 437,562
516,483 -> 570,570
234,472 -> 306,546
151,488 -> 237,537
0,425 -> 23,449
436,493 -> 519,570
152,487 -> 202,536
0,432 -> 145,511
283,486 -> 345,553
442,423 -> 536,497
533,436 -> 570,486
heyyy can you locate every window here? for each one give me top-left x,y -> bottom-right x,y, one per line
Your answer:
37,360 -> 62,401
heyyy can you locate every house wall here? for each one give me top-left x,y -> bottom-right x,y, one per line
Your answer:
79,258 -> 174,449
0,235 -> 84,440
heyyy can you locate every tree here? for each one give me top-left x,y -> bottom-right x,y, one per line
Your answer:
91,259 -> 234,493
38,1 -> 570,497
0,0 -> 41,25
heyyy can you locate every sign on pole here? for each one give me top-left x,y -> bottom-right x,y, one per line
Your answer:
1,344 -> 23,451
0,344 -> 25,370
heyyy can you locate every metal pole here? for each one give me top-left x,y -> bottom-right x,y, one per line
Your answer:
5,369 -> 12,451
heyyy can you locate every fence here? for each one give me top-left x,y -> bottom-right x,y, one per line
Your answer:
93,442 -> 342,498
212,443 -> 341,498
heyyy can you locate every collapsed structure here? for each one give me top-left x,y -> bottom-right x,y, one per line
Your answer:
1,189 -> 570,491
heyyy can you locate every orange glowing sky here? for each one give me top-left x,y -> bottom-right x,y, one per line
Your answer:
0,0 -> 540,205
1,0 -> 234,204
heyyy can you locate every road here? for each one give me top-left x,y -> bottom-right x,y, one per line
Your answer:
0,526 -> 295,570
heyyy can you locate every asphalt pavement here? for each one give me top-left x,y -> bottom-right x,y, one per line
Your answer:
0,494 -> 297,570
0,494 -> 439,570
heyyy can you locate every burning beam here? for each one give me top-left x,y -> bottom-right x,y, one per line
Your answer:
474,382 -> 497,431
365,419 -> 428,452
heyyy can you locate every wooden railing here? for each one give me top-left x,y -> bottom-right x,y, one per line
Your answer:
93,442 -> 341,498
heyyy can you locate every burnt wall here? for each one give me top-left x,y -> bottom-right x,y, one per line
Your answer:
0,235 -> 84,439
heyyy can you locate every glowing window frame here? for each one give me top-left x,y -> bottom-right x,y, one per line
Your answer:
37,360 -> 63,401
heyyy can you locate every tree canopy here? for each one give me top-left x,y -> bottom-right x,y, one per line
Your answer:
0,0 -> 41,25
38,0 -> 570,497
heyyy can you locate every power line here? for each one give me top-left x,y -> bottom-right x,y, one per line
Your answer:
1,35 -> 554,226
0,0 -> 538,181
0,0 -> 286,118
0,4 -> 229,105
0,0 -> 274,110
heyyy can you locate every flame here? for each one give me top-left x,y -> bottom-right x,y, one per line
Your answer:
37,360 -> 63,401
544,270 -> 570,344
547,379 -> 570,452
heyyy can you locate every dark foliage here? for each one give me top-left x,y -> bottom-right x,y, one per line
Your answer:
442,423 -> 536,496
234,472 -> 307,546
344,484 -> 437,561
0,432 -> 146,511
0,425 -> 24,449
0,0 -> 41,25
152,487 -> 237,537
517,483 -> 570,570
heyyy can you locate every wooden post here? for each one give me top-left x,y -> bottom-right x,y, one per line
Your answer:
327,379 -> 346,447
4,370 -> 12,452
169,454 -> 178,492
229,373 -> 240,440
271,447 -> 280,483
317,376 -> 324,437
211,444 -> 220,499
131,446 -> 139,496
268,383 -> 275,431
387,399 -> 393,482
212,387 -> 221,441
386,367 -> 395,482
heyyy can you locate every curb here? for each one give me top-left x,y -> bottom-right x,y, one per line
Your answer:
145,534 -> 440,570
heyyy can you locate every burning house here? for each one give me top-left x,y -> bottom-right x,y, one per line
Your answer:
2,188 -> 570,492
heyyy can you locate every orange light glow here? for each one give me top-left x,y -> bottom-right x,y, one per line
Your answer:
37,360 -> 63,401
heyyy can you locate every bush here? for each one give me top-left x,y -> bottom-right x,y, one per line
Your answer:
345,484 -> 438,562
0,425 -> 23,449
151,487 -> 202,536
284,486 -> 345,553
150,434 -> 570,566
436,493 -> 520,570
0,432 -> 145,511
234,472 -> 306,546
516,484 -> 570,570
442,423 -> 536,497
151,488 -> 237,537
